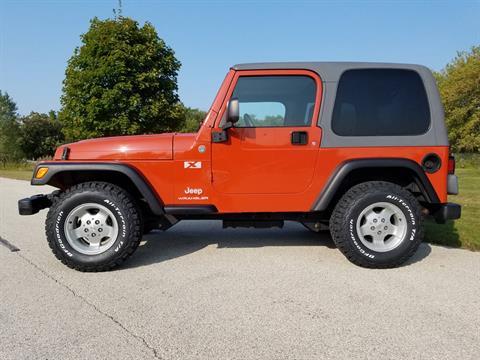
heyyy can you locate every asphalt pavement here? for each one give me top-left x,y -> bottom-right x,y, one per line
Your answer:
0,177 -> 479,359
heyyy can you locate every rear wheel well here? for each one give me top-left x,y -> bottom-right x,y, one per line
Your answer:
324,167 -> 429,215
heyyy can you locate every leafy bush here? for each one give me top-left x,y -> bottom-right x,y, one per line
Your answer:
19,112 -> 64,160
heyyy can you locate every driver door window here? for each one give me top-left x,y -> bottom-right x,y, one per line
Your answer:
237,102 -> 286,127
231,76 -> 316,127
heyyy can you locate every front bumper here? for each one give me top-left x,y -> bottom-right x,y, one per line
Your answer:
18,194 -> 52,215
431,203 -> 461,224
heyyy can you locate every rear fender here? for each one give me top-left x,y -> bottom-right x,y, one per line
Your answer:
312,158 -> 440,211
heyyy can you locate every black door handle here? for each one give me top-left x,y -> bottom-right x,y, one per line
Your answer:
291,131 -> 308,145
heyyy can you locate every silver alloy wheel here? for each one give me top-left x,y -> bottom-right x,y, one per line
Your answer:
64,203 -> 119,255
355,202 -> 407,253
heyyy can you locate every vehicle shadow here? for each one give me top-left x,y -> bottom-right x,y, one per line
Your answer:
122,221 -> 333,269
121,220 -> 432,270
403,243 -> 432,266
424,218 -> 462,248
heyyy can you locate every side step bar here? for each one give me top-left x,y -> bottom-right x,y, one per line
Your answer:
223,220 -> 284,229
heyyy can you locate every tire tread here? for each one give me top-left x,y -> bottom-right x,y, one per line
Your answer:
330,181 -> 424,269
45,182 -> 142,272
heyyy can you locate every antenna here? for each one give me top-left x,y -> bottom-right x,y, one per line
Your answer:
113,0 -> 122,19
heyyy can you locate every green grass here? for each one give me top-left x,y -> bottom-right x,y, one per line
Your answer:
0,169 -> 34,181
425,166 -> 480,251
0,162 -> 35,181
1,157 -> 479,250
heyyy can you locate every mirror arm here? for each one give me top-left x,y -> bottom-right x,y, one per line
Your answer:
222,121 -> 234,130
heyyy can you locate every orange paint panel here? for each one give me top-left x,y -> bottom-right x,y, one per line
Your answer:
59,134 -> 173,161
128,161 -> 176,204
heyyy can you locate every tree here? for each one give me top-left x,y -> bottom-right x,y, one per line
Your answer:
180,107 -> 206,133
18,111 -> 64,160
60,16 -> 185,141
0,91 -> 22,162
435,46 -> 480,152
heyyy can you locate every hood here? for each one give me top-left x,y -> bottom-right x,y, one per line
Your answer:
55,134 -> 174,161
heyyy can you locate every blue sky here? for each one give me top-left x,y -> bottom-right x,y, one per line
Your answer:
0,0 -> 479,115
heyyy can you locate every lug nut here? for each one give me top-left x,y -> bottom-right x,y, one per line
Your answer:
98,228 -> 103,232
95,220 -> 100,225
381,218 -> 385,223
86,220 -> 91,225
377,231 -> 382,235
91,233 -> 96,237
384,226 -> 388,230
84,228 -> 89,232
370,226 -> 375,230
373,219 -> 377,223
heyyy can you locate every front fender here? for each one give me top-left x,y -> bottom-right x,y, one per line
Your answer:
31,162 -> 164,215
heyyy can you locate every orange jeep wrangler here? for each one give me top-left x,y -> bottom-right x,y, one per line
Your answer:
18,62 -> 461,271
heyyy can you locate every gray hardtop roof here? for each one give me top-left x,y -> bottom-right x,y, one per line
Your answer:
232,62 -> 431,82
231,61 -> 447,147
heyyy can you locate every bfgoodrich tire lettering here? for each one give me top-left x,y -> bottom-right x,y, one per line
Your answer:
45,182 -> 142,272
330,181 -> 423,268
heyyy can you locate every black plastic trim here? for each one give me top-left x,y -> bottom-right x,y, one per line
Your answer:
212,130 -> 228,143
422,153 -> 442,174
432,203 -> 461,224
164,205 -> 218,215
61,146 -> 70,160
291,131 -> 308,145
311,158 -> 441,211
31,162 -> 165,215
18,194 -> 52,215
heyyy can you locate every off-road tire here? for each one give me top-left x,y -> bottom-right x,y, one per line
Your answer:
330,181 -> 423,268
45,182 -> 142,272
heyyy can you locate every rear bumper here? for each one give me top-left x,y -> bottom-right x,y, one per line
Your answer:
432,203 -> 461,224
18,194 -> 52,215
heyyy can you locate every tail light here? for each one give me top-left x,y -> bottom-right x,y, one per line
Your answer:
448,155 -> 456,174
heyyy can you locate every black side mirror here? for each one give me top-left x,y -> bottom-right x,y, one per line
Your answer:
223,98 -> 239,129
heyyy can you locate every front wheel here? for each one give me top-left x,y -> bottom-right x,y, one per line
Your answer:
330,181 -> 423,268
45,182 -> 142,271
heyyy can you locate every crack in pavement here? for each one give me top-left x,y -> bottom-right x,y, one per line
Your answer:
0,236 -> 20,252
15,252 -> 162,360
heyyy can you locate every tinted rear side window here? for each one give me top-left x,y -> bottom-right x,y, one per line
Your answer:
332,69 -> 430,136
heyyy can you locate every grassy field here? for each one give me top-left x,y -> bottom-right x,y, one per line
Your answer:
425,167 -> 479,251
1,157 -> 478,250
0,162 -> 35,181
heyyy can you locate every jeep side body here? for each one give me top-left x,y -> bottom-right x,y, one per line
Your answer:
18,62 -> 461,271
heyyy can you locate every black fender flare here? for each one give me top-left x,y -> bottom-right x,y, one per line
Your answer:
311,158 -> 440,211
31,162 -> 164,215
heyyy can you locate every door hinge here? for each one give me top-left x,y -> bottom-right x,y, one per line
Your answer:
212,130 -> 228,143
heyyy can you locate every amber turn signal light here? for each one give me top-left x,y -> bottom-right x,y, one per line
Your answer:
35,167 -> 49,179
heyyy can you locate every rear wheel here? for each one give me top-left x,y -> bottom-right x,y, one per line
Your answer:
330,181 -> 423,268
46,182 -> 142,271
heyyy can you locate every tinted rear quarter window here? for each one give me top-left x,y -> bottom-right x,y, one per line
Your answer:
332,69 -> 431,136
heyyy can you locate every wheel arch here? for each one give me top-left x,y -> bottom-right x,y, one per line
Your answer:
312,158 -> 440,212
32,162 -> 164,215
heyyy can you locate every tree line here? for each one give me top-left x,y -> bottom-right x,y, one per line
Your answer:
0,15 -> 478,162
